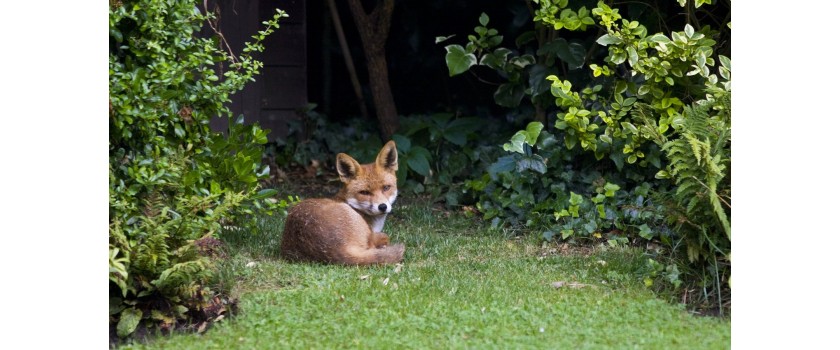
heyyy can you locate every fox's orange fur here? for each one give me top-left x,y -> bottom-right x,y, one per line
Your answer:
280,141 -> 405,265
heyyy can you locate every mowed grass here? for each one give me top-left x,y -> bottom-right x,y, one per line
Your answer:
122,201 -> 730,349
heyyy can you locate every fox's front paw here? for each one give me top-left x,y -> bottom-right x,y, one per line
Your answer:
372,232 -> 390,248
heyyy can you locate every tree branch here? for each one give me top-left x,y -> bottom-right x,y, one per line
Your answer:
203,0 -> 238,65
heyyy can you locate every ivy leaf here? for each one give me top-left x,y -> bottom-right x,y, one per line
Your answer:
510,54 -> 536,68
444,45 -> 477,76
478,48 -> 511,70
442,127 -> 467,146
638,224 -> 653,240
503,132 -> 527,154
435,35 -> 455,44
539,38 -> 587,69
543,231 -> 556,241
563,42 -> 587,69
494,83 -> 526,108
524,122 -> 544,146
502,122 -> 543,154
391,133 -> 412,153
516,154 -> 547,174
488,155 -> 516,180
584,220 -> 597,234
537,132 -> 559,149
561,229 -> 574,240
442,117 -> 482,146
569,192 -> 583,206
604,183 -> 620,197
597,204 -> 606,218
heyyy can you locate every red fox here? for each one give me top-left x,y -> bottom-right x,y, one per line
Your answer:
280,141 -> 405,265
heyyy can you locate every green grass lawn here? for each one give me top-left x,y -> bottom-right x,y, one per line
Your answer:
122,201 -> 730,349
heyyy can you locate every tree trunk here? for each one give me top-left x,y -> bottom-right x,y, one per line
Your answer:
347,0 -> 399,141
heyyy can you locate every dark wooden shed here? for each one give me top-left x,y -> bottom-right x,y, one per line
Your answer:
208,0 -> 307,139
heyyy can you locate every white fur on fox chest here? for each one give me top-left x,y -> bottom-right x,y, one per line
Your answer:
370,214 -> 388,232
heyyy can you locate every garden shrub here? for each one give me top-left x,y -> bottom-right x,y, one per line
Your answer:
273,107 -> 509,207
446,0 -> 730,311
109,0 -> 289,340
393,113 -> 509,206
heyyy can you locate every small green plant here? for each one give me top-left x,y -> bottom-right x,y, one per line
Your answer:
393,113 -> 503,205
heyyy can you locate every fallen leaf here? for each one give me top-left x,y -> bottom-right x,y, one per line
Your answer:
197,321 -> 208,333
360,275 -> 370,280
382,277 -> 390,286
394,263 -> 403,273
246,262 -> 257,268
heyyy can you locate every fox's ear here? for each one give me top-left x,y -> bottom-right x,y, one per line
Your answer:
376,141 -> 398,172
336,153 -> 362,182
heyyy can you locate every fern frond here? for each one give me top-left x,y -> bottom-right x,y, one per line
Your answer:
684,133 -> 708,165
151,259 -> 212,297
133,230 -> 171,275
671,162 -> 692,177
686,195 -> 703,214
675,180 -> 701,198
660,94 -> 731,263
710,188 -> 731,240
681,101 -> 714,138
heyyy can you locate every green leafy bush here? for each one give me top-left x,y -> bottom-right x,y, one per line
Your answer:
109,0 -> 289,340
449,0 -> 730,311
393,113 -> 507,206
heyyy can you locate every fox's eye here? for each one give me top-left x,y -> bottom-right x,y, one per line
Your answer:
382,185 -> 391,192
360,190 -> 372,196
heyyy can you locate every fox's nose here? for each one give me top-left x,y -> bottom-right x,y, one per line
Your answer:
378,203 -> 388,212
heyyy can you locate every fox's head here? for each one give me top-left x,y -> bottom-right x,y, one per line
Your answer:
336,141 -> 399,217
